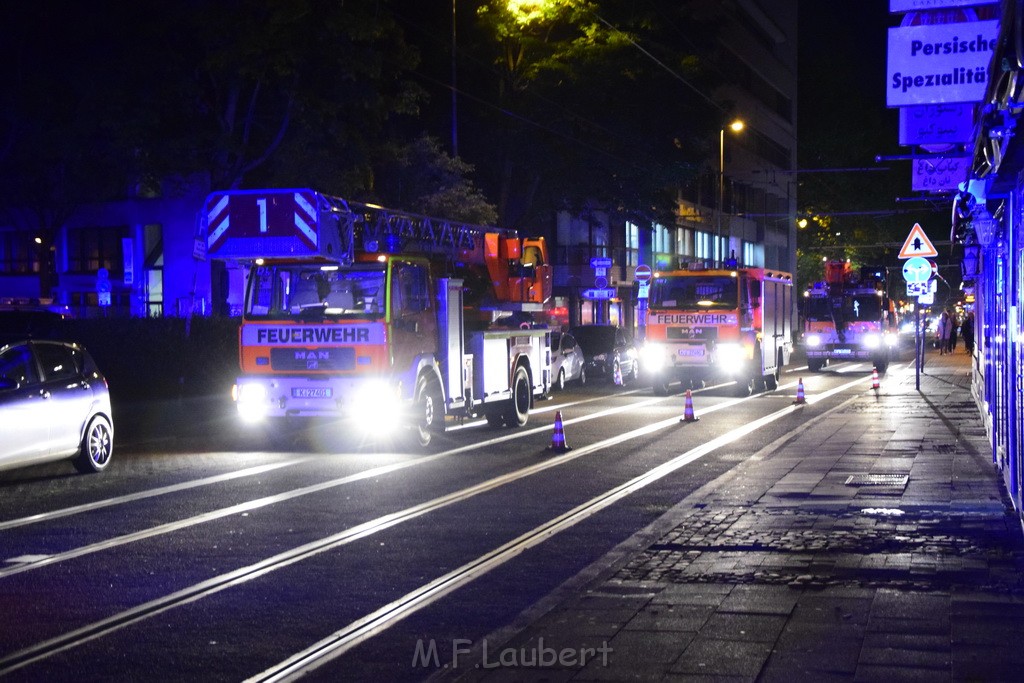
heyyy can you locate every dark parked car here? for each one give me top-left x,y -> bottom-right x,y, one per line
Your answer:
0,339 -> 114,474
569,324 -> 639,384
550,330 -> 586,390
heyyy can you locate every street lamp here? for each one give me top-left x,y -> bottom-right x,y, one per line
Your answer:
717,119 -> 744,265
962,243 -> 981,281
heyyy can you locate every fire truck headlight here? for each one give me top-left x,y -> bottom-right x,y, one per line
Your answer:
862,333 -> 881,349
884,333 -> 899,348
716,343 -> 745,368
805,334 -> 822,347
641,344 -> 666,372
235,383 -> 269,423
350,380 -> 401,434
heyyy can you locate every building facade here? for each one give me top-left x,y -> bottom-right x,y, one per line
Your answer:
550,1 -> 798,335
959,0 -> 1024,515
0,175 -> 218,319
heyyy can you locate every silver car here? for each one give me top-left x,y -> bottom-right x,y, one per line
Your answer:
551,331 -> 586,391
0,340 -> 114,473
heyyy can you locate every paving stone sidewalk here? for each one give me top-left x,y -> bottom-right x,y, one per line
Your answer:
449,352 -> 1024,682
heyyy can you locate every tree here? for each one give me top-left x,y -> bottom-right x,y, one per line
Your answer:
0,0 -> 495,302
373,136 -> 498,224
462,0 -> 726,230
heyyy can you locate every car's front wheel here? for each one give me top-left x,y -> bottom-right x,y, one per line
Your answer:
74,415 -> 113,473
555,368 -> 566,391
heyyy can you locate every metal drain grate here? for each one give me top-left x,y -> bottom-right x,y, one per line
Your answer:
844,473 -> 909,487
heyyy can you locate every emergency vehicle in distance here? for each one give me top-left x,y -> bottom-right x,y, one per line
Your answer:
640,263 -> 794,396
204,188 -> 553,448
802,260 -> 899,373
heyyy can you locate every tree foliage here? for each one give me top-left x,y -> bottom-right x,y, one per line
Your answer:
0,0 -> 496,228
465,0 -> 727,229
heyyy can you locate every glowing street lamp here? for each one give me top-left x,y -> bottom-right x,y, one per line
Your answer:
717,119 -> 744,264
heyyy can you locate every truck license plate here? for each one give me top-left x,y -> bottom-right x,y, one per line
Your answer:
292,387 -> 333,399
677,347 -> 705,357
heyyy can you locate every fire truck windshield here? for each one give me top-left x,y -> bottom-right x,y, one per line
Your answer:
649,276 -> 737,310
244,264 -> 387,320
806,294 -> 883,323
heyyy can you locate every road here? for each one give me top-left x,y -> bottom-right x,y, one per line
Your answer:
0,358 -> 888,681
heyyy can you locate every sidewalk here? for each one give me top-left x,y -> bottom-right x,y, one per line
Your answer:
452,351 -> 1024,682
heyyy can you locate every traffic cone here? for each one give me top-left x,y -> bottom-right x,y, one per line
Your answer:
871,367 -> 880,391
793,378 -> 806,405
680,390 -> 699,422
548,410 -> 572,452
613,362 -> 623,386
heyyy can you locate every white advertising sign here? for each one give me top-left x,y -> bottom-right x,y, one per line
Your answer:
911,155 -> 971,192
122,238 -> 134,285
899,104 -> 974,146
890,0 -> 996,11
887,21 -> 998,106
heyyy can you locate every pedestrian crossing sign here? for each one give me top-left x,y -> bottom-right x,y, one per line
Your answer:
898,223 -> 938,259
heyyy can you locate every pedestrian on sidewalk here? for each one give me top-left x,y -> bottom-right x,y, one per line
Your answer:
947,311 -> 959,353
937,308 -> 952,355
962,311 -> 975,353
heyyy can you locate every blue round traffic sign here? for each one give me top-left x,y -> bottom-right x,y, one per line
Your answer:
902,256 -> 932,283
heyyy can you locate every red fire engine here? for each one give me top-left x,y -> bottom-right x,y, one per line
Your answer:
640,264 -> 794,396
802,261 -> 899,373
204,188 -> 553,448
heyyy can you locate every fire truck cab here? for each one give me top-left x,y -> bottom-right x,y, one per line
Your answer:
206,188 -> 553,449
802,261 -> 899,373
641,265 -> 794,396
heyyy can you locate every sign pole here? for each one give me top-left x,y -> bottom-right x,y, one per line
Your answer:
914,304 -> 920,391
633,264 -> 652,342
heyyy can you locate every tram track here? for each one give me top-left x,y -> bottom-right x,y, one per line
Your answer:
0,375 -> 866,677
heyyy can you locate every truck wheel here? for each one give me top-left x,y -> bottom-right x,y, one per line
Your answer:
733,376 -> 754,397
504,365 -> 531,427
873,360 -> 888,374
807,358 -> 824,372
484,410 -> 504,428
413,377 -> 444,448
653,378 -> 670,396
764,360 -> 781,391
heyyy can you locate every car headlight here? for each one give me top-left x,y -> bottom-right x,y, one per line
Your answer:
716,343 -> 746,367
862,333 -> 881,349
641,343 -> 666,371
234,382 -> 269,423
884,333 -> 899,348
805,334 -> 822,347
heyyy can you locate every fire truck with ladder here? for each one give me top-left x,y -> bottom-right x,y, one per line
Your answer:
802,260 -> 899,373
204,188 -> 553,448
639,263 -> 794,396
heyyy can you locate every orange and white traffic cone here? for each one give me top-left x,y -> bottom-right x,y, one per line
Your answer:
871,367 -> 880,391
548,410 -> 572,453
793,378 -> 806,405
680,390 -> 699,422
